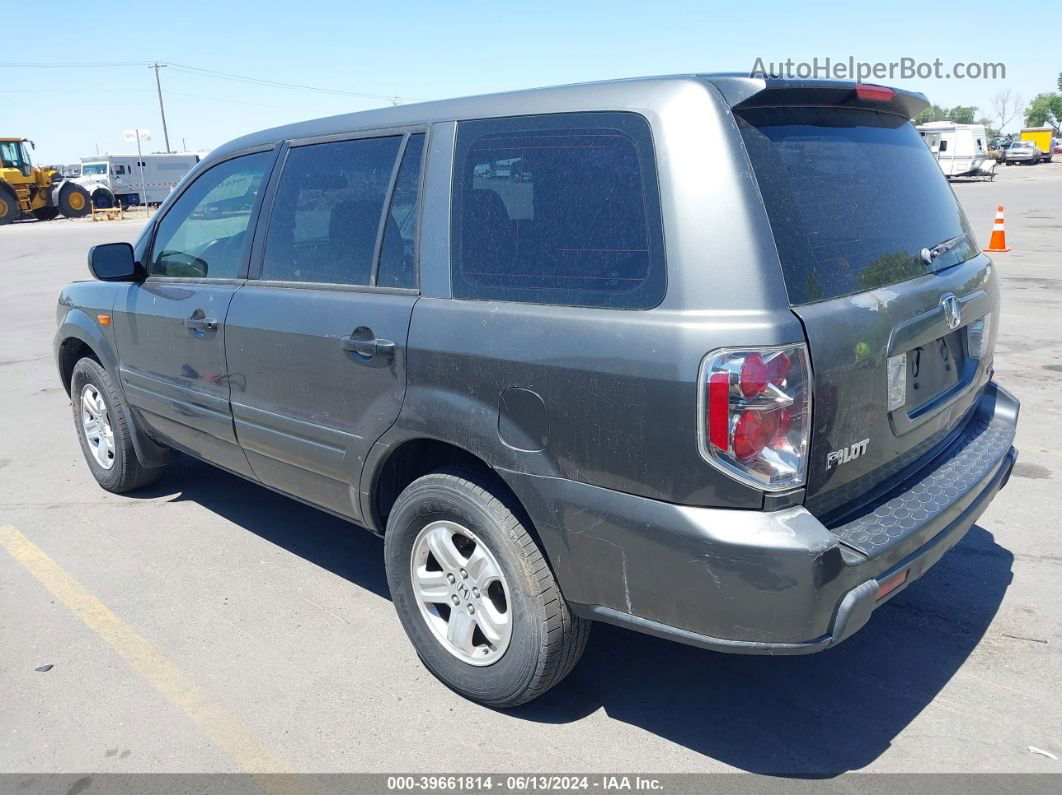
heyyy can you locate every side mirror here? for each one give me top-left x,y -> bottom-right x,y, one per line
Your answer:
88,242 -> 142,282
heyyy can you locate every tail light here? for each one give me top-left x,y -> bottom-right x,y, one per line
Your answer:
698,345 -> 812,491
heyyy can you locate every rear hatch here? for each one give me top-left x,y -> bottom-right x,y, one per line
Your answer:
729,83 -> 998,522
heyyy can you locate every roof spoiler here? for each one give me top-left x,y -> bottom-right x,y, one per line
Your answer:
701,75 -> 930,120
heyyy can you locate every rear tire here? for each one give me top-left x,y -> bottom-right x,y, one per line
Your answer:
70,358 -> 164,493
384,470 -> 589,708
0,184 -> 19,225
57,182 -> 91,218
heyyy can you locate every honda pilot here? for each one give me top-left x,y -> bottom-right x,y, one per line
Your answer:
54,75 -> 1019,707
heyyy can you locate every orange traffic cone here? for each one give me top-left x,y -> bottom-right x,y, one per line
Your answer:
983,205 -> 1011,253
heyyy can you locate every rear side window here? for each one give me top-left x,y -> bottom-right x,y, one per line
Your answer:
738,107 -> 977,305
261,135 -> 402,285
451,112 -> 665,309
377,133 -> 425,289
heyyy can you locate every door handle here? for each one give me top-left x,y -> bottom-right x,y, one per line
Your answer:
340,332 -> 396,360
183,313 -> 218,333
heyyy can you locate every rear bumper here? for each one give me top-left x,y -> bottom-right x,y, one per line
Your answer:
503,382 -> 1018,654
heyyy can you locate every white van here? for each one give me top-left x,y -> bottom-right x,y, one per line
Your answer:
916,122 -> 988,178
75,153 -> 201,208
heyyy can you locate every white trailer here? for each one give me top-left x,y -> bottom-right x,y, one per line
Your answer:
916,122 -> 988,178
74,152 -> 201,208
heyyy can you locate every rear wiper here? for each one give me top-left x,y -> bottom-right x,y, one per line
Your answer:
920,234 -> 966,265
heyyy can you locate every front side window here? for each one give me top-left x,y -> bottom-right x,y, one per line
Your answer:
451,112 -> 665,309
261,135 -> 402,285
148,151 -> 271,279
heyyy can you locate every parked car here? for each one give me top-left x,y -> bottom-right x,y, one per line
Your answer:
1053,138 -> 1062,155
989,137 -> 1012,162
1003,140 -> 1042,164
55,75 -> 1019,708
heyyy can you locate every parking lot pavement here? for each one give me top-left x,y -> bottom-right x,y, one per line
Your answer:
1,164 -> 1060,777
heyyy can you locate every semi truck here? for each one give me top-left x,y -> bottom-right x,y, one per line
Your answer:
74,152 -> 202,208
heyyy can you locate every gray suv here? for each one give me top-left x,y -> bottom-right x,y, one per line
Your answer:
54,75 -> 1019,707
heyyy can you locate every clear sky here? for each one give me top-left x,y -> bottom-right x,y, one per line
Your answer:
6,0 -> 1059,164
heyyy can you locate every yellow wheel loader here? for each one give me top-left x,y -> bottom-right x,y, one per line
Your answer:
0,137 -> 92,225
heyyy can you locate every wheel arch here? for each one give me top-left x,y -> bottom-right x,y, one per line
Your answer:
365,437 -> 518,532
364,434 -> 579,605
55,312 -> 116,395
89,185 -> 116,207
55,314 -> 171,469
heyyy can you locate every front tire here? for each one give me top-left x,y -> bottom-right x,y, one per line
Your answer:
91,189 -> 115,209
56,182 -> 91,218
384,471 -> 589,708
71,358 -> 163,493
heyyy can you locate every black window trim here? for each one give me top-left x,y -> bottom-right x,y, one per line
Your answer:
448,110 -> 667,311
142,143 -> 282,284
246,125 -> 430,293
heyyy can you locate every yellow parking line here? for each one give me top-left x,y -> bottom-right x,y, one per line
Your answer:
0,524 -> 291,775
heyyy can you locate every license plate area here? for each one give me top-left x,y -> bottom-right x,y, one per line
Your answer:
906,329 -> 968,416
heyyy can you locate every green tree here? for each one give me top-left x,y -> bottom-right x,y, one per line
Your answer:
915,105 -> 978,124
946,105 -> 978,124
1025,93 -> 1062,133
915,104 -> 946,124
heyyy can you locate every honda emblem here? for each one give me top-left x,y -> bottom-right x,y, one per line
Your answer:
940,294 -> 961,330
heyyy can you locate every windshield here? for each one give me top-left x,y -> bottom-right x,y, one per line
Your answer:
737,107 -> 977,305
81,163 -> 107,175
0,141 -> 31,171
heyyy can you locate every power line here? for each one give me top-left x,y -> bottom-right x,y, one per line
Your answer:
0,88 -> 153,93
164,89 -> 342,115
165,62 -> 413,102
0,61 -> 151,68
0,59 -> 415,102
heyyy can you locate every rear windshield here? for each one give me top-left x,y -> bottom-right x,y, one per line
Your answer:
737,107 -> 977,305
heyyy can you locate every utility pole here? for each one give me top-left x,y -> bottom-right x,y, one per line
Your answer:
150,62 -> 171,153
